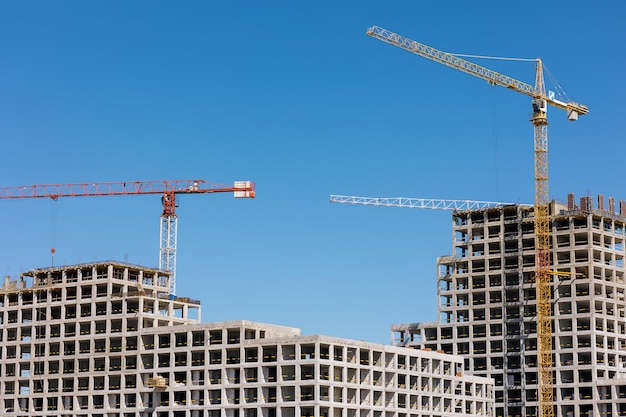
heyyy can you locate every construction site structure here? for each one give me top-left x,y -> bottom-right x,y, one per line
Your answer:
0,179 -> 256,295
366,25 -> 588,417
391,193 -> 626,417
329,195 -> 523,211
0,261 -> 494,417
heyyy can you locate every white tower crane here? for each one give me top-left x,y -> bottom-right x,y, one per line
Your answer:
330,195 -> 526,211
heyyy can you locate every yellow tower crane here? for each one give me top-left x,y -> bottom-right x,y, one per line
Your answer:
366,26 -> 588,417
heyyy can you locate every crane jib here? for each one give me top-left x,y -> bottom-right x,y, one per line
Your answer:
366,25 -> 588,117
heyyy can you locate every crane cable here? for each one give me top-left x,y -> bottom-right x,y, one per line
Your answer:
490,84 -> 501,200
544,64 -> 571,103
447,53 -> 537,63
50,198 -> 57,266
445,52 -> 535,201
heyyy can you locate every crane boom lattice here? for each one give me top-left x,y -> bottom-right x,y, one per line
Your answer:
330,195 -> 521,211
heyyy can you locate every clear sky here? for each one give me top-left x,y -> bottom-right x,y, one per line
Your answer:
1,1 -> 624,344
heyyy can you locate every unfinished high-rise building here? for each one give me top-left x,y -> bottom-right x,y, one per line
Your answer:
392,193 -> 626,417
0,261 -> 494,417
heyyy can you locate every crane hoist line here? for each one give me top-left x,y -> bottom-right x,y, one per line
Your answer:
0,179 -> 256,296
366,25 -> 587,417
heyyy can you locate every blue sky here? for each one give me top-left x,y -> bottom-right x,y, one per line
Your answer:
1,1 -> 624,344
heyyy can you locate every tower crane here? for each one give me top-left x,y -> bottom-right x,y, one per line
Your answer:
366,25 -> 588,417
330,194 -> 524,211
0,179 -> 255,295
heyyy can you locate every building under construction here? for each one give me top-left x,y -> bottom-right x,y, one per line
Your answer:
0,261 -> 494,417
392,193 -> 626,417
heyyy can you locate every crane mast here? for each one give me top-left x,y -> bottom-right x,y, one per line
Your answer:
366,25 -> 587,417
0,179 -> 256,295
531,61 -> 554,417
160,190 -> 178,295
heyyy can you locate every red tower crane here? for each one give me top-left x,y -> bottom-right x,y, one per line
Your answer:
0,179 -> 256,295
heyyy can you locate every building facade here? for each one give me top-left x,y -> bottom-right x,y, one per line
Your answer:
0,261 -> 493,417
392,194 -> 626,417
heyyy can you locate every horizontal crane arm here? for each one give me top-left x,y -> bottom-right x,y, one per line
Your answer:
330,195 -> 525,211
366,26 -> 588,117
0,179 -> 255,199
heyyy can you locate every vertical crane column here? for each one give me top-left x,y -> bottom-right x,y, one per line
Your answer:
160,190 -> 178,295
531,61 -> 554,417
